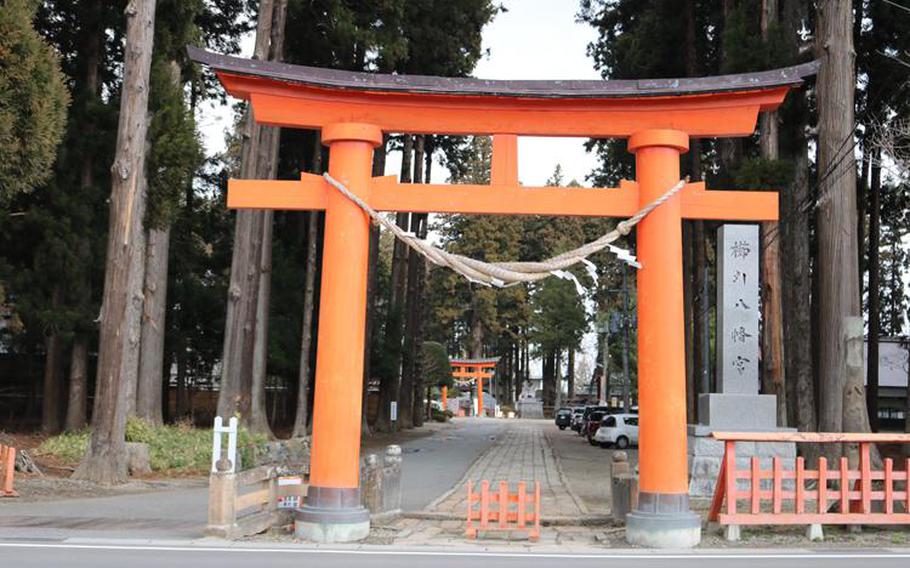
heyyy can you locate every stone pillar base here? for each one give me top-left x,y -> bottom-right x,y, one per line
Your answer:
294,486 -> 370,543
625,491 -> 701,548
626,510 -> 701,548
294,505 -> 370,543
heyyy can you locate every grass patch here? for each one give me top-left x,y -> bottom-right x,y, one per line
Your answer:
38,418 -> 267,474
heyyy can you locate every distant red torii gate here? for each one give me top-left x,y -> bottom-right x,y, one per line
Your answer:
191,46 -> 817,547
449,357 -> 498,417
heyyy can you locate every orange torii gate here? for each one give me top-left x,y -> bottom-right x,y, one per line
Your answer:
190,47 -> 816,547
449,357 -> 498,417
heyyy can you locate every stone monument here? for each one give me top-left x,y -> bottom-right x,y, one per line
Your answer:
688,224 -> 795,498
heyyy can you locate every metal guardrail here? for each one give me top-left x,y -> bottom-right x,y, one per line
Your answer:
708,432 -> 910,533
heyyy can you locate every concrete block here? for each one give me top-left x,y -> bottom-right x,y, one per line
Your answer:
688,477 -> 717,497
689,436 -> 725,457
126,442 -> 151,475
690,456 -> 721,479
756,441 -> 796,458
724,524 -> 741,542
806,523 -> 824,541
698,393 -> 778,430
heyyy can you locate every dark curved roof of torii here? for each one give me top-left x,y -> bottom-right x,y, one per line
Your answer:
189,47 -> 819,100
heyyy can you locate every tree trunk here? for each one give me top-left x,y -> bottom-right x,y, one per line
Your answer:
64,0 -> 102,433
376,136 -> 413,432
292,210 -> 319,438
65,335 -> 89,431
815,0 -> 862,442
74,0 -> 156,484
362,136 -> 387,436
759,0 -> 787,428
217,0 -> 286,427
567,349 -> 575,402
400,137 -> 427,429
542,351 -> 555,408
136,226 -> 169,425
866,152 -> 881,432
41,285 -> 65,434
292,133 -> 323,437
780,0 -> 816,460
175,340 -> 188,418
249,209 -> 274,437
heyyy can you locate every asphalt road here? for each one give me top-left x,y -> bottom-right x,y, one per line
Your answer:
0,418 -> 504,540
1,542 -> 909,568
398,417 -> 506,511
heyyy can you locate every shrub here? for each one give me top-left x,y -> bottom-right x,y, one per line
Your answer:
38,418 -> 267,474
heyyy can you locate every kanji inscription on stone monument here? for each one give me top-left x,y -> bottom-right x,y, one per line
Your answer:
717,224 -> 760,393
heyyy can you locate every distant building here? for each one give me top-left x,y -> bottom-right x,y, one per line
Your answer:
864,338 -> 909,429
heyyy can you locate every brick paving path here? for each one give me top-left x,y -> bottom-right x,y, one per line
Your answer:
427,420 -> 588,518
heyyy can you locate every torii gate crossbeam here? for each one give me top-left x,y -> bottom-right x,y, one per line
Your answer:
191,47 -> 817,548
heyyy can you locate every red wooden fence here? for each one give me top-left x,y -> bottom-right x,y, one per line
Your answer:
466,480 -> 541,540
708,432 -> 910,527
0,444 -> 18,498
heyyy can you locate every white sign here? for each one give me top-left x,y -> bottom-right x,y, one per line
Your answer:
390,401 -> 398,422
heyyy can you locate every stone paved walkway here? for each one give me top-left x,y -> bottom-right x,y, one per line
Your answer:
427,419 -> 589,519
366,419 -> 616,547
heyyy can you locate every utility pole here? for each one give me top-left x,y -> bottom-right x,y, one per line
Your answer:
600,321 -> 610,405
621,265 -> 632,413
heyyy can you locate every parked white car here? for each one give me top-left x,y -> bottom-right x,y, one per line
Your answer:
593,413 -> 639,449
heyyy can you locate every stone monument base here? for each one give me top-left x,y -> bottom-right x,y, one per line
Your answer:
687,424 -> 796,498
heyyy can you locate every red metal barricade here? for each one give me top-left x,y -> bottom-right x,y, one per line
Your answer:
466,480 -> 540,540
0,444 -> 18,498
708,432 -> 910,527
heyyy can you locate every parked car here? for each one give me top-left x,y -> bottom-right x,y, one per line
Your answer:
577,405 -> 610,436
570,407 -> 586,432
555,407 -> 573,430
593,413 -> 639,449
584,411 -> 608,445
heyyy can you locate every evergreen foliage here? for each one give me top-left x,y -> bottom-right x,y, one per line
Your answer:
0,0 -> 69,202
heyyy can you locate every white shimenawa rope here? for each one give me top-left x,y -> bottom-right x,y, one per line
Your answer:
323,172 -> 687,289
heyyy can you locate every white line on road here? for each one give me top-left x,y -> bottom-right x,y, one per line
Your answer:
0,541 -> 908,560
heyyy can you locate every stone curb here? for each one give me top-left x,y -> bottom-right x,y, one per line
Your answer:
401,510 -> 615,527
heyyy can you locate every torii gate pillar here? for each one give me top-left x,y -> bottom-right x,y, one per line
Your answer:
295,123 -> 382,543
626,130 -> 700,546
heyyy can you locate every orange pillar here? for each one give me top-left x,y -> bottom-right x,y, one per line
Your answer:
442,385 -> 448,414
625,129 -> 700,547
477,375 -> 484,417
295,123 -> 381,543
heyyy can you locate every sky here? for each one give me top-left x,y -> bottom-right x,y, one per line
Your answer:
197,0 -> 603,187
383,0 -> 602,185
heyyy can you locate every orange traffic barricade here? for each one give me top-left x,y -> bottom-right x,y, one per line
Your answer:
466,480 -> 540,541
709,432 -> 910,529
0,444 -> 18,498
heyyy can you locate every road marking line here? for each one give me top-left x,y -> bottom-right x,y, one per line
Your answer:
0,541 -> 908,559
